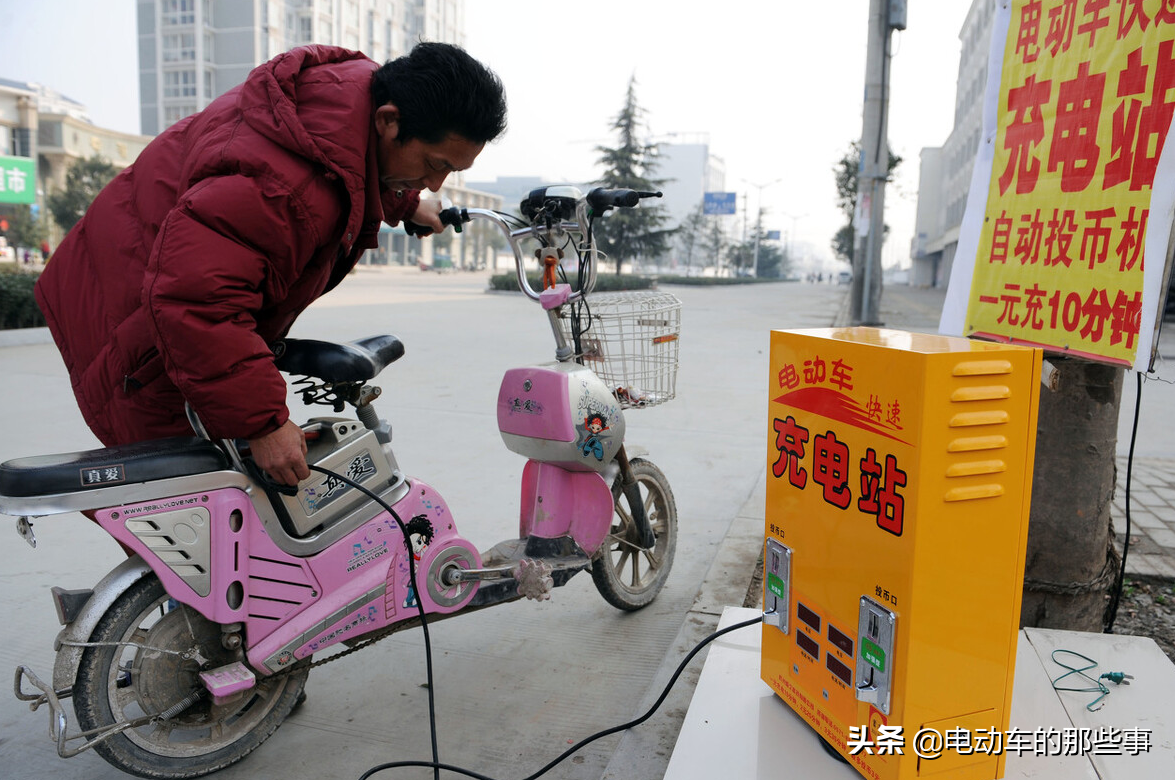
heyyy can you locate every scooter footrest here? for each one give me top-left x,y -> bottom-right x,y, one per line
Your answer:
515,559 -> 555,601
199,662 -> 256,704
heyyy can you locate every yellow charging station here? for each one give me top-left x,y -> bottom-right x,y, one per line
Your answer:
762,328 -> 1041,780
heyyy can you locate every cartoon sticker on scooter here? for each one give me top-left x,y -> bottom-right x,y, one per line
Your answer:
399,514 -> 435,608
578,412 -> 610,461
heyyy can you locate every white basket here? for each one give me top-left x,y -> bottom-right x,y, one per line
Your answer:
557,290 -> 681,409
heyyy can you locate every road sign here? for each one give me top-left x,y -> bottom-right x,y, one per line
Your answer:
0,156 -> 35,205
703,191 -> 737,215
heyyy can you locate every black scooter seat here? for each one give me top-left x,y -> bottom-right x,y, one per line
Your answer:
274,335 -> 405,383
0,437 -> 230,498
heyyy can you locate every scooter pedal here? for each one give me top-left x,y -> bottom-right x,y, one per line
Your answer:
515,558 -> 554,601
199,662 -> 256,705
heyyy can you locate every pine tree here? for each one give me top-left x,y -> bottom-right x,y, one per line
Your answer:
593,77 -> 674,274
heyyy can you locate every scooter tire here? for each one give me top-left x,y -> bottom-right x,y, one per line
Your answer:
73,574 -> 308,779
591,458 -> 678,611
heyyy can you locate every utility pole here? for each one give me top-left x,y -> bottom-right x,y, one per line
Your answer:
744,178 -> 781,277
851,0 -> 904,325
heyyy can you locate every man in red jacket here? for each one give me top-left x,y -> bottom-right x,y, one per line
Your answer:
36,42 -> 506,486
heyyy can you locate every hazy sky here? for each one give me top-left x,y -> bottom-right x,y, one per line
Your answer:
0,0 -> 974,270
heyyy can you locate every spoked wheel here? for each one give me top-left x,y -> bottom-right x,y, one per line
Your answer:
73,574 -> 307,779
591,458 -> 678,611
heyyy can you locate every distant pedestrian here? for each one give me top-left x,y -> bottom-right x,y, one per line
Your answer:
40,240 -> 50,262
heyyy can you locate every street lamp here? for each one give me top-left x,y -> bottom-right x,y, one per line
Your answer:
742,177 -> 782,277
780,211 -> 808,271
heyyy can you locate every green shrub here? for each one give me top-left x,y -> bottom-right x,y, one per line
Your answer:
653,274 -> 792,286
488,271 -> 655,293
0,264 -> 46,329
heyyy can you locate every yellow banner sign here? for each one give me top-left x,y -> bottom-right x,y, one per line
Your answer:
944,0 -> 1175,369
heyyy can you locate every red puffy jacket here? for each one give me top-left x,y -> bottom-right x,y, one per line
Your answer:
36,46 -> 420,446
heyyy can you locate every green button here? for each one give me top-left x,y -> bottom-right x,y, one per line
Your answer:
766,573 -> 785,600
862,637 -> 886,672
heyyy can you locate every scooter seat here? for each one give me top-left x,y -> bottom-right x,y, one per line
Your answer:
0,437 -> 230,498
273,335 -> 405,383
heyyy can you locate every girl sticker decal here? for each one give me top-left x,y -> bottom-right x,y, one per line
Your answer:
578,412 -> 610,461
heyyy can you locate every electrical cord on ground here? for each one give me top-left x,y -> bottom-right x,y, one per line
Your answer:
1104,370 -> 1141,633
356,614 -> 766,780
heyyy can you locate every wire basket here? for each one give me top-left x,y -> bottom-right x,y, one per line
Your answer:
557,290 -> 682,409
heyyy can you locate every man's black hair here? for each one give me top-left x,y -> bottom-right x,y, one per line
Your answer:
372,41 -> 507,145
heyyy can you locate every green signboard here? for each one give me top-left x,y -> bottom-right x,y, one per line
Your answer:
0,155 -> 36,205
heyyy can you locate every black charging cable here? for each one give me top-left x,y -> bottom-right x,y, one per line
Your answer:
358,614 -> 765,780
302,464 -> 763,780
305,464 -> 441,780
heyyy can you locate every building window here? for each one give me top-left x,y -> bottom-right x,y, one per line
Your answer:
299,15 -> 313,43
161,0 -> 195,26
36,120 -> 63,148
13,127 -> 31,158
162,33 -> 196,61
165,105 -> 195,126
164,70 -> 198,98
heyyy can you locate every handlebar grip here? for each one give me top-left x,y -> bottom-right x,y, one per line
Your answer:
586,188 -> 663,212
402,220 -> 430,238
439,206 -> 469,233
403,207 -> 469,237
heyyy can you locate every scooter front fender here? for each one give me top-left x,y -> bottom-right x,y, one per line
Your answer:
51,555 -> 153,693
519,460 -> 616,555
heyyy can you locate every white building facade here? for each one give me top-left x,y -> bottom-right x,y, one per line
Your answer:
0,79 -> 152,248
910,0 -> 995,287
137,0 -> 463,136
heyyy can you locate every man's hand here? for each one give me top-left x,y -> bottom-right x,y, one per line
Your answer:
408,199 -> 444,235
248,420 -> 309,486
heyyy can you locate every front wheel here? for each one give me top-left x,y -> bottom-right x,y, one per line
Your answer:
73,574 -> 307,779
591,458 -> 677,610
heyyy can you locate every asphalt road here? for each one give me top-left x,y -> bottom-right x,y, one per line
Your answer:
0,267 -> 847,780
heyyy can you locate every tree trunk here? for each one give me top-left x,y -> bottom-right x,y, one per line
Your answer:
1021,358 -> 1122,631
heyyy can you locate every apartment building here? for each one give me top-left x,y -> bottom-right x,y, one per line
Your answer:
138,0 -> 462,135
137,0 -> 496,268
910,0 -> 995,287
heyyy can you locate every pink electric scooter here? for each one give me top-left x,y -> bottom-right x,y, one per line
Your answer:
6,186 -> 679,778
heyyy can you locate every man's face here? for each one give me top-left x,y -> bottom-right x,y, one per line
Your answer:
374,105 -> 484,193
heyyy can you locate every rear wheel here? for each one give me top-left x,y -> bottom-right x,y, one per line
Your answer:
73,575 -> 307,779
591,458 -> 677,610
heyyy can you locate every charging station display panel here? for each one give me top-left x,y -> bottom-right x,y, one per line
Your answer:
762,328 -> 1041,780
